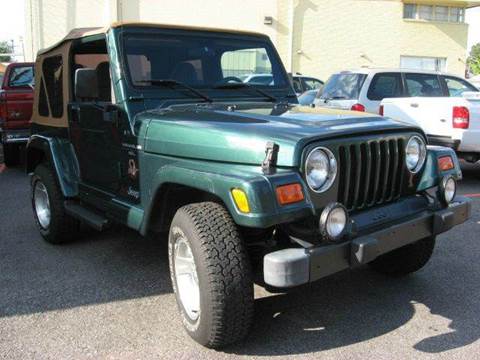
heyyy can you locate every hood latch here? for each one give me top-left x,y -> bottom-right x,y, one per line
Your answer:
262,141 -> 279,175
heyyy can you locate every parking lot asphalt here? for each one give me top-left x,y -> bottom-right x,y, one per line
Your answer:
0,156 -> 479,359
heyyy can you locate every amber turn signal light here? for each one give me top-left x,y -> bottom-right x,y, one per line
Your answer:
438,156 -> 454,171
231,188 -> 250,213
276,183 -> 304,205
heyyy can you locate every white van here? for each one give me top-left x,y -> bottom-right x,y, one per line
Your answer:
314,68 -> 479,114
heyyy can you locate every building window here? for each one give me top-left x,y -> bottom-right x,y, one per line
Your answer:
404,4 -> 417,19
419,5 -> 433,20
435,6 -> 449,22
403,3 -> 465,23
400,56 -> 447,72
449,7 -> 465,22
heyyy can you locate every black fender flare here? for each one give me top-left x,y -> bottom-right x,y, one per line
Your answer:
26,135 -> 80,197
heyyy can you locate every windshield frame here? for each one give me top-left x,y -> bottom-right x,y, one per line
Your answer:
117,27 -> 295,102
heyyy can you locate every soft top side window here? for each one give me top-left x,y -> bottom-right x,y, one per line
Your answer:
42,56 -> 64,118
71,38 -> 111,102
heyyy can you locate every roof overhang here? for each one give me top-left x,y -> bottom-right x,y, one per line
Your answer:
403,0 -> 480,8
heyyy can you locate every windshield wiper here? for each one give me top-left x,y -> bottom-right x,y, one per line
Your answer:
213,82 -> 278,102
135,79 -> 213,103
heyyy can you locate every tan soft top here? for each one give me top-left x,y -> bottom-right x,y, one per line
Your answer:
37,22 -> 267,55
32,22 -> 268,128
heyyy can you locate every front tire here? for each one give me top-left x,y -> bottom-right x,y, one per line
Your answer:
31,164 -> 79,244
168,202 -> 254,348
369,236 -> 436,276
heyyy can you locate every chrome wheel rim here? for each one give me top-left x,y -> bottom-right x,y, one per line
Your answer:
34,181 -> 51,229
174,236 -> 200,321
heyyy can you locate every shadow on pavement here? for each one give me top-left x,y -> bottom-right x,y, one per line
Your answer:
1,163 -> 479,356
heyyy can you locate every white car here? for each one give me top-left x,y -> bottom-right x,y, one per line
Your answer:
240,73 -> 323,95
381,92 -> 480,163
314,68 -> 479,114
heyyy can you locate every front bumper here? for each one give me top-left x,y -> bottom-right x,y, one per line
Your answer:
1,129 -> 30,144
264,196 -> 471,288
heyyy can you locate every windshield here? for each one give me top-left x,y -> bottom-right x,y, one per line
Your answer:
319,73 -> 366,100
122,31 -> 289,98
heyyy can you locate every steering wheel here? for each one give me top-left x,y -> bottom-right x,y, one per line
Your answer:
217,76 -> 244,85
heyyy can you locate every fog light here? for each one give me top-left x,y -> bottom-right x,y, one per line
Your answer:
439,176 -> 456,205
319,203 -> 348,241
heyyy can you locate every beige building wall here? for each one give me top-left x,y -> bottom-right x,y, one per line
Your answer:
24,0 -> 117,61
119,0 -> 278,42
277,0 -> 470,79
25,0 -> 472,78
24,0 -> 278,61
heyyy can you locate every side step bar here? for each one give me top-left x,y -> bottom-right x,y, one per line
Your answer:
64,201 -> 109,231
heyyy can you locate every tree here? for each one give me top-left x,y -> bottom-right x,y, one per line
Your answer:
468,43 -> 480,76
0,41 -> 12,62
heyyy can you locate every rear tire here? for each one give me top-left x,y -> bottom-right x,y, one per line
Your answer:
3,143 -> 20,167
168,202 -> 254,349
31,163 -> 79,244
369,236 -> 436,276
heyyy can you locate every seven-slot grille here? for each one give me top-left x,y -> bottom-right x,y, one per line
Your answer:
338,138 -> 406,211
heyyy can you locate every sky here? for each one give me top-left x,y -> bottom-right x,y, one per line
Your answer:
0,0 -> 25,58
466,7 -> 480,51
0,0 -> 479,57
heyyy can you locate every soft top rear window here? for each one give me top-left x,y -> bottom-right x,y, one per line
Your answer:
318,73 -> 367,100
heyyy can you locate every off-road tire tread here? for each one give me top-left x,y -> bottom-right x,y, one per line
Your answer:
175,202 -> 254,348
369,236 -> 436,276
32,164 -> 79,244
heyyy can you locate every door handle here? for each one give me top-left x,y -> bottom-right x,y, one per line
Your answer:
410,103 -> 419,108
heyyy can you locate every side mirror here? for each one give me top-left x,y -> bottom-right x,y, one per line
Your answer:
75,68 -> 98,100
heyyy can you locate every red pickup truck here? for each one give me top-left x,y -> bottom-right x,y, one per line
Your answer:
0,62 -> 34,166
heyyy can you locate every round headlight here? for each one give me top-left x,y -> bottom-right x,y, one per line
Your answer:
305,147 -> 337,192
405,136 -> 427,173
440,176 -> 456,205
319,203 -> 348,241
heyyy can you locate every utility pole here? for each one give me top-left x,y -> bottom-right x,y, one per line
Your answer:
287,0 -> 296,74
10,39 -> 15,62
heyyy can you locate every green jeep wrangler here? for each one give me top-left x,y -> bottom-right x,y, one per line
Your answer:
27,23 -> 471,348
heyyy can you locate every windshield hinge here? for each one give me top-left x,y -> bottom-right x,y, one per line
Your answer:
262,141 -> 279,175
